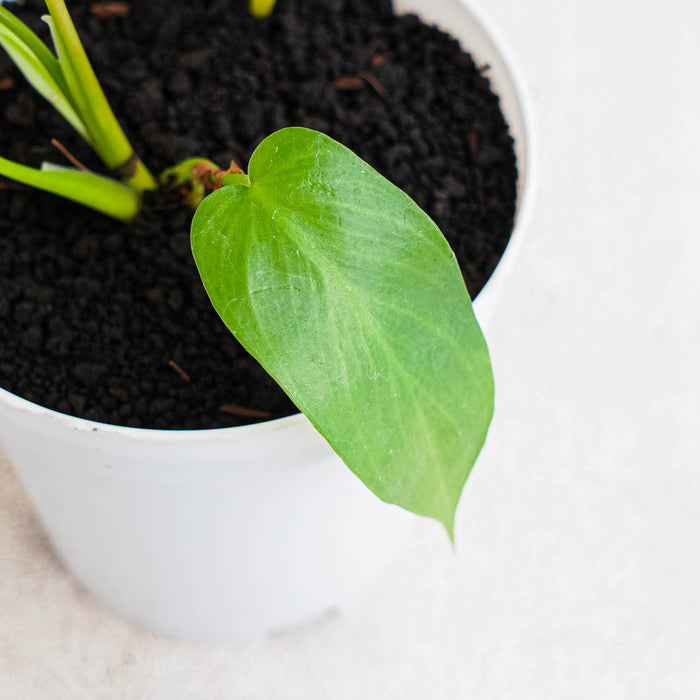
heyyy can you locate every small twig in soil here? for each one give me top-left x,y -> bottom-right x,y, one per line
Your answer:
468,131 -> 486,218
0,77 -> 14,90
219,403 -> 272,419
168,360 -> 191,382
90,2 -> 131,18
360,72 -> 387,99
333,71 -> 386,100
50,138 -> 90,172
333,76 -> 364,90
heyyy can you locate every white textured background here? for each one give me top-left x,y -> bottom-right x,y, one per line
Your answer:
2,0 -> 699,697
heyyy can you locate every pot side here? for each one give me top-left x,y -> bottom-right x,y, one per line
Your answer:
0,0 -> 535,645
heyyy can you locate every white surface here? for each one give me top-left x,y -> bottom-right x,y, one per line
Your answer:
1,0 -> 699,696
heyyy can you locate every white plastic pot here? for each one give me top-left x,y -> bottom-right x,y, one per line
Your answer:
0,0 -> 535,645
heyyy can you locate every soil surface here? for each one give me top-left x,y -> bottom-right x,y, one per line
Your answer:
0,0 -> 517,429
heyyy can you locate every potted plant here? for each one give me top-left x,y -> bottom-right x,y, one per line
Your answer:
0,0 -> 534,643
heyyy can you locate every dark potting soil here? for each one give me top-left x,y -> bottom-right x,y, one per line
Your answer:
0,0 -> 517,429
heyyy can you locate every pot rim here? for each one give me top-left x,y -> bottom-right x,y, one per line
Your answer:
0,0 -> 537,444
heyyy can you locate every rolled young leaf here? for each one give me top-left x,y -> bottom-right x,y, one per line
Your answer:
0,5 -> 65,87
0,6 -> 90,141
191,127 -> 494,536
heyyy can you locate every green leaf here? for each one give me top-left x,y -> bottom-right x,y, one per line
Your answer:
0,156 -> 141,222
191,127 -> 494,536
0,1 -> 155,191
42,2 -> 128,168
0,5 -> 65,87
0,7 -> 90,141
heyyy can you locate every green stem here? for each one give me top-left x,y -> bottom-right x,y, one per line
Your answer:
220,173 -> 251,187
114,152 -> 161,191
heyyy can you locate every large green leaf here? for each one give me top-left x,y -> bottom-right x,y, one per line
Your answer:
191,127 -> 494,535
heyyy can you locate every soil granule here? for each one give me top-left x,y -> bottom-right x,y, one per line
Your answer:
0,0 -> 517,429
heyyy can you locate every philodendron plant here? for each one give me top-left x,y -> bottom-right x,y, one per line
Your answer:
0,0 -> 494,538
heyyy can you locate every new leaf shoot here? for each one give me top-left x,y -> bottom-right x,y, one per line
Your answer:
43,0 -> 156,189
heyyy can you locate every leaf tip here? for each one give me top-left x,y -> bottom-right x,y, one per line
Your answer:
440,512 -> 456,543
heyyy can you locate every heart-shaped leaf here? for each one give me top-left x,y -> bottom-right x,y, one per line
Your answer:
191,127 -> 494,536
